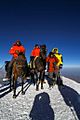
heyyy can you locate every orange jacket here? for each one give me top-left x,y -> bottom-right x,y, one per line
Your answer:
46,56 -> 58,72
9,45 -> 25,58
31,47 -> 40,57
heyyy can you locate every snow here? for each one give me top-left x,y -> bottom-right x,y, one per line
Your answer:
0,76 -> 80,120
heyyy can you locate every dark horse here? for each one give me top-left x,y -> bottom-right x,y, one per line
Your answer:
5,53 -> 28,98
30,45 -> 47,91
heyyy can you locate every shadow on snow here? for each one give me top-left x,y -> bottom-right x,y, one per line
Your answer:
29,92 -> 54,120
58,85 -> 80,120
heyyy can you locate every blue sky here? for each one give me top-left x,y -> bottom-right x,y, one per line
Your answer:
0,0 -> 80,67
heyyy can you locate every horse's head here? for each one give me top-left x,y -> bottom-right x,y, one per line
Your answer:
13,54 -> 27,78
40,44 -> 47,59
15,54 -> 26,68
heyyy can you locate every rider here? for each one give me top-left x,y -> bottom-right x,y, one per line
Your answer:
30,44 -> 40,68
3,40 -> 26,81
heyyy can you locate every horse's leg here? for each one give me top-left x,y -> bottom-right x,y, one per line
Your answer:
10,78 -> 12,91
40,71 -> 45,89
41,81 -> 44,89
36,72 -> 40,91
13,76 -> 17,98
36,79 -> 40,91
31,72 -> 35,85
21,77 -> 25,95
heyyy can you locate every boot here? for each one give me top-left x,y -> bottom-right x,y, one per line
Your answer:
3,72 -> 10,81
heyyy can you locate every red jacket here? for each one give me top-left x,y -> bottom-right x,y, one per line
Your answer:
9,45 -> 25,58
46,56 -> 58,72
31,47 -> 40,57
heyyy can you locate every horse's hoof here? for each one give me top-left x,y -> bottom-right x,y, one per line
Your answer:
36,87 -> 39,91
36,85 -> 39,91
36,89 -> 39,91
33,82 -> 35,85
22,91 -> 25,95
43,81 -> 46,84
49,87 -> 51,90
10,89 -> 12,92
13,95 -> 16,99
41,87 -> 44,89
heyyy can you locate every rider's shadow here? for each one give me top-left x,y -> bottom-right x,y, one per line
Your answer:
29,92 -> 54,120
58,85 -> 80,120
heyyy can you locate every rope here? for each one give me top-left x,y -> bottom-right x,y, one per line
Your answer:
0,64 -> 5,70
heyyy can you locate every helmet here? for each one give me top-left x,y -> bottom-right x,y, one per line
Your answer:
15,40 -> 22,46
35,44 -> 39,47
41,44 -> 46,48
49,52 -> 54,57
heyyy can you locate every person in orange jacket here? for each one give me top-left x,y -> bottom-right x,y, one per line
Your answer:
9,40 -> 25,58
3,40 -> 26,80
31,44 -> 40,57
30,44 -> 40,68
46,52 -> 59,87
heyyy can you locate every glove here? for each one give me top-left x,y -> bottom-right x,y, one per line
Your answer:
15,50 -> 19,55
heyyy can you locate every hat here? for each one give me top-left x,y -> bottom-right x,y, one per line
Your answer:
35,44 -> 39,47
52,48 -> 58,53
15,40 -> 22,45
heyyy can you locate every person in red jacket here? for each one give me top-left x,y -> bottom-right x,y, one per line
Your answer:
31,44 -> 40,57
9,40 -> 25,58
3,40 -> 26,81
30,44 -> 40,68
46,52 -> 59,87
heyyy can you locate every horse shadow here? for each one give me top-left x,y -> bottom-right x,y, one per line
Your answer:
0,78 -> 31,98
0,80 -> 11,98
58,85 -> 80,120
16,78 -> 31,97
29,92 -> 54,120
0,87 -> 11,98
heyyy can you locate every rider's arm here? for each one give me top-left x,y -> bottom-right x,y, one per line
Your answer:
31,49 -> 34,56
9,46 -> 15,55
20,46 -> 25,53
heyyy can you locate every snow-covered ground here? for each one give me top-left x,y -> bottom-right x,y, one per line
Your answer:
0,76 -> 80,120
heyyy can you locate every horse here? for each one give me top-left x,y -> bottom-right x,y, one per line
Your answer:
30,45 -> 47,91
5,53 -> 28,98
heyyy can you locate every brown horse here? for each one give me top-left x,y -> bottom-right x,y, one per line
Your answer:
11,54 -> 28,98
4,54 -> 28,98
30,45 -> 47,91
